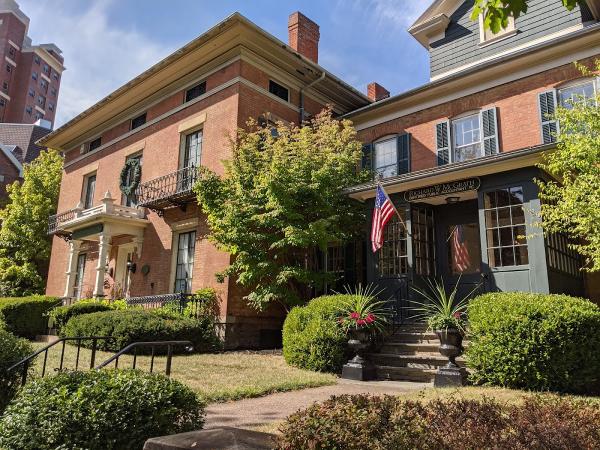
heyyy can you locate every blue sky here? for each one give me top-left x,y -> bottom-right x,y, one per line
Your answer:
20,0 -> 431,127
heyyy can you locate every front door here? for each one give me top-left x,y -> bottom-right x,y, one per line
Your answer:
435,199 -> 484,299
115,245 -> 134,298
73,253 -> 86,300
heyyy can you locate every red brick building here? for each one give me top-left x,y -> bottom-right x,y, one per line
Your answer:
0,0 -> 64,127
41,12 -> 368,348
42,1 -> 600,352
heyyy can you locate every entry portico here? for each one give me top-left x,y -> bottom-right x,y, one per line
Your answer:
348,145 -> 583,321
50,190 -> 148,299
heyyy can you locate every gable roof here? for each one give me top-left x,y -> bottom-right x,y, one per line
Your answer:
0,144 -> 23,177
0,123 -> 51,164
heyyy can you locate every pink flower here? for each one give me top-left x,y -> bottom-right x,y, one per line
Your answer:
453,312 -> 462,319
350,312 -> 360,319
356,319 -> 367,327
365,314 -> 374,324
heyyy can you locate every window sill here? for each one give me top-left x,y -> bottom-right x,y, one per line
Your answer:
478,29 -> 518,48
488,264 -> 529,273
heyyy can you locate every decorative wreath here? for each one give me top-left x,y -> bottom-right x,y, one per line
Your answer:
119,158 -> 142,196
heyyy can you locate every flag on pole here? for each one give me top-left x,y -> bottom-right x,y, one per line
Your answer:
371,184 -> 396,253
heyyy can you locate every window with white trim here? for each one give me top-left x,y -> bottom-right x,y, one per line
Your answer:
174,230 -> 196,293
82,173 -> 96,209
374,138 -> 398,178
452,114 -> 482,162
480,15 -> 515,43
558,79 -> 597,109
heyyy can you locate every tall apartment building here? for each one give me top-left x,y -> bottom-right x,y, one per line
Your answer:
0,0 -> 64,127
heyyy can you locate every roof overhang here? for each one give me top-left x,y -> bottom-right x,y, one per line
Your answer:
408,0 -> 463,48
346,144 -> 552,201
38,13 -> 369,152
345,23 -> 600,127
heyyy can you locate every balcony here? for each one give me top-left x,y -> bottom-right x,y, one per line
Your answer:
48,190 -> 147,238
137,166 -> 199,215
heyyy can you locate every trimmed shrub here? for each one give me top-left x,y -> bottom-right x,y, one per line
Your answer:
0,325 -> 32,413
277,394 -> 600,450
0,296 -> 59,337
62,309 -> 220,353
466,292 -> 600,393
283,295 -> 352,373
0,370 -> 205,450
48,300 -> 114,333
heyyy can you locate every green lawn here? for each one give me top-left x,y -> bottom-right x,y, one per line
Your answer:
29,342 -> 336,403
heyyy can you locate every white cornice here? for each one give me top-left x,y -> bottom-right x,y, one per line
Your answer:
409,14 -> 451,48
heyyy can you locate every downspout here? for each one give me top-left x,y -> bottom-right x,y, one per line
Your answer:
299,71 -> 326,125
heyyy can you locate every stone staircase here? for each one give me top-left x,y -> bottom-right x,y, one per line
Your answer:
369,324 -> 466,383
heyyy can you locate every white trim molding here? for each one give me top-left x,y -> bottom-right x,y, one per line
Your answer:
4,56 -> 16,67
178,112 -> 206,134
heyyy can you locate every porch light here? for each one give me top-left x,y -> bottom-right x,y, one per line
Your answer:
445,196 -> 460,204
126,261 -> 137,273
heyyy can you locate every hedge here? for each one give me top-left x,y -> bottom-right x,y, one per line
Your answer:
277,394 -> 600,450
0,325 -> 32,413
0,296 -> 59,337
61,309 -> 220,353
0,370 -> 205,450
283,295 -> 352,373
466,292 -> 600,393
48,300 -> 114,333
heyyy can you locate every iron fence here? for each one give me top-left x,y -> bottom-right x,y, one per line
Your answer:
48,208 -> 76,235
126,292 -> 207,317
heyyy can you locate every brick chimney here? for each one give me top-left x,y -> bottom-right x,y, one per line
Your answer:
367,82 -> 390,102
288,12 -> 320,63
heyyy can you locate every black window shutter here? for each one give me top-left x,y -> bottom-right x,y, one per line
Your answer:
538,91 -> 558,144
361,143 -> 373,174
436,121 -> 450,165
481,107 -> 499,155
397,133 -> 411,175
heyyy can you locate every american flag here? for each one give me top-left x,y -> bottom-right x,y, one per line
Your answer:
371,185 -> 396,253
451,224 -> 470,272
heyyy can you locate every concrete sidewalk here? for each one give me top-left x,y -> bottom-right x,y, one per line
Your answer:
205,379 -> 430,432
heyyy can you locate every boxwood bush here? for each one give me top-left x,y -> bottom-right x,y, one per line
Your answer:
466,292 -> 600,393
278,394 -> 600,450
0,296 -> 59,337
61,309 -> 220,353
0,324 -> 32,413
48,300 -> 114,333
283,295 -> 352,373
0,370 -> 205,450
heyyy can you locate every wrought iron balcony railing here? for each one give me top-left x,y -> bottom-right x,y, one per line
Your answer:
137,166 -> 199,214
48,208 -> 76,235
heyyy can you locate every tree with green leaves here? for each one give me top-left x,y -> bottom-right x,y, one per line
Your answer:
473,0 -> 580,33
194,109 -> 367,310
0,149 -> 63,296
536,62 -> 600,272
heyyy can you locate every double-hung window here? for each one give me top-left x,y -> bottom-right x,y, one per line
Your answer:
362,134 -> 411,179
174,230 -> 196,293
538,78 -> 599,144
82,173 -> 96,209
435,108 -> 498,166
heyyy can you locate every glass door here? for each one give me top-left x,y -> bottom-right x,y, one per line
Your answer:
73,253 -> 86,300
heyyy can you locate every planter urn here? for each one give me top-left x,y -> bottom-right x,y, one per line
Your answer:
434,328 -> 467,387
341,329 -> 376,381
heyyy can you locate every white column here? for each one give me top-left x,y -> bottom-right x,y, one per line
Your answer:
93,232 -> 111,299
64,240 -> 82,298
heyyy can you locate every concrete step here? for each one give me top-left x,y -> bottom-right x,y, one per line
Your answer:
375,365 -> 436,382
370,353 -> 465,370
386,331 -> 438,343
379,342 -> 440,354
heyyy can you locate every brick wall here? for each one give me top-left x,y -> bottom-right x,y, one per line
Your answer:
357,56 -> 600,170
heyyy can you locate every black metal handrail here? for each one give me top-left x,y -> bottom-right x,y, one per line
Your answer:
137,166 -> 199,207
8,336 -> 114,386
48,208 -> 77,234
96,340 -> 194,376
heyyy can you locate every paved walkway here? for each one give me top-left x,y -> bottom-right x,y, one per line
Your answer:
205,379 -> 430,431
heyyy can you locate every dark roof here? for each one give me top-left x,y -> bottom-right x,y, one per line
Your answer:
0,123 -> 51,163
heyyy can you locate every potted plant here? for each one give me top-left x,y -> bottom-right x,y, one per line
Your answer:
337,284 -> 390,381
412,277 -> 478,387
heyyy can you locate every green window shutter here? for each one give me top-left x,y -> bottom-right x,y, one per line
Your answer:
538,90 -> 558,144
397,133 -> 411,175
361,143 -> 373,174
481,107 -> 499,155
436,121 -> 450,165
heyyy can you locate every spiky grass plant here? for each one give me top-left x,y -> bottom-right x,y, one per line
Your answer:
335,284 -> 391,334
411,277 -> 480,333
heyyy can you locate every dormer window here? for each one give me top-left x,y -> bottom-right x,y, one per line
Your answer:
479,15 -> 516,45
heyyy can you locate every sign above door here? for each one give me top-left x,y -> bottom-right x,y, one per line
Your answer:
404,178 -> 480,202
